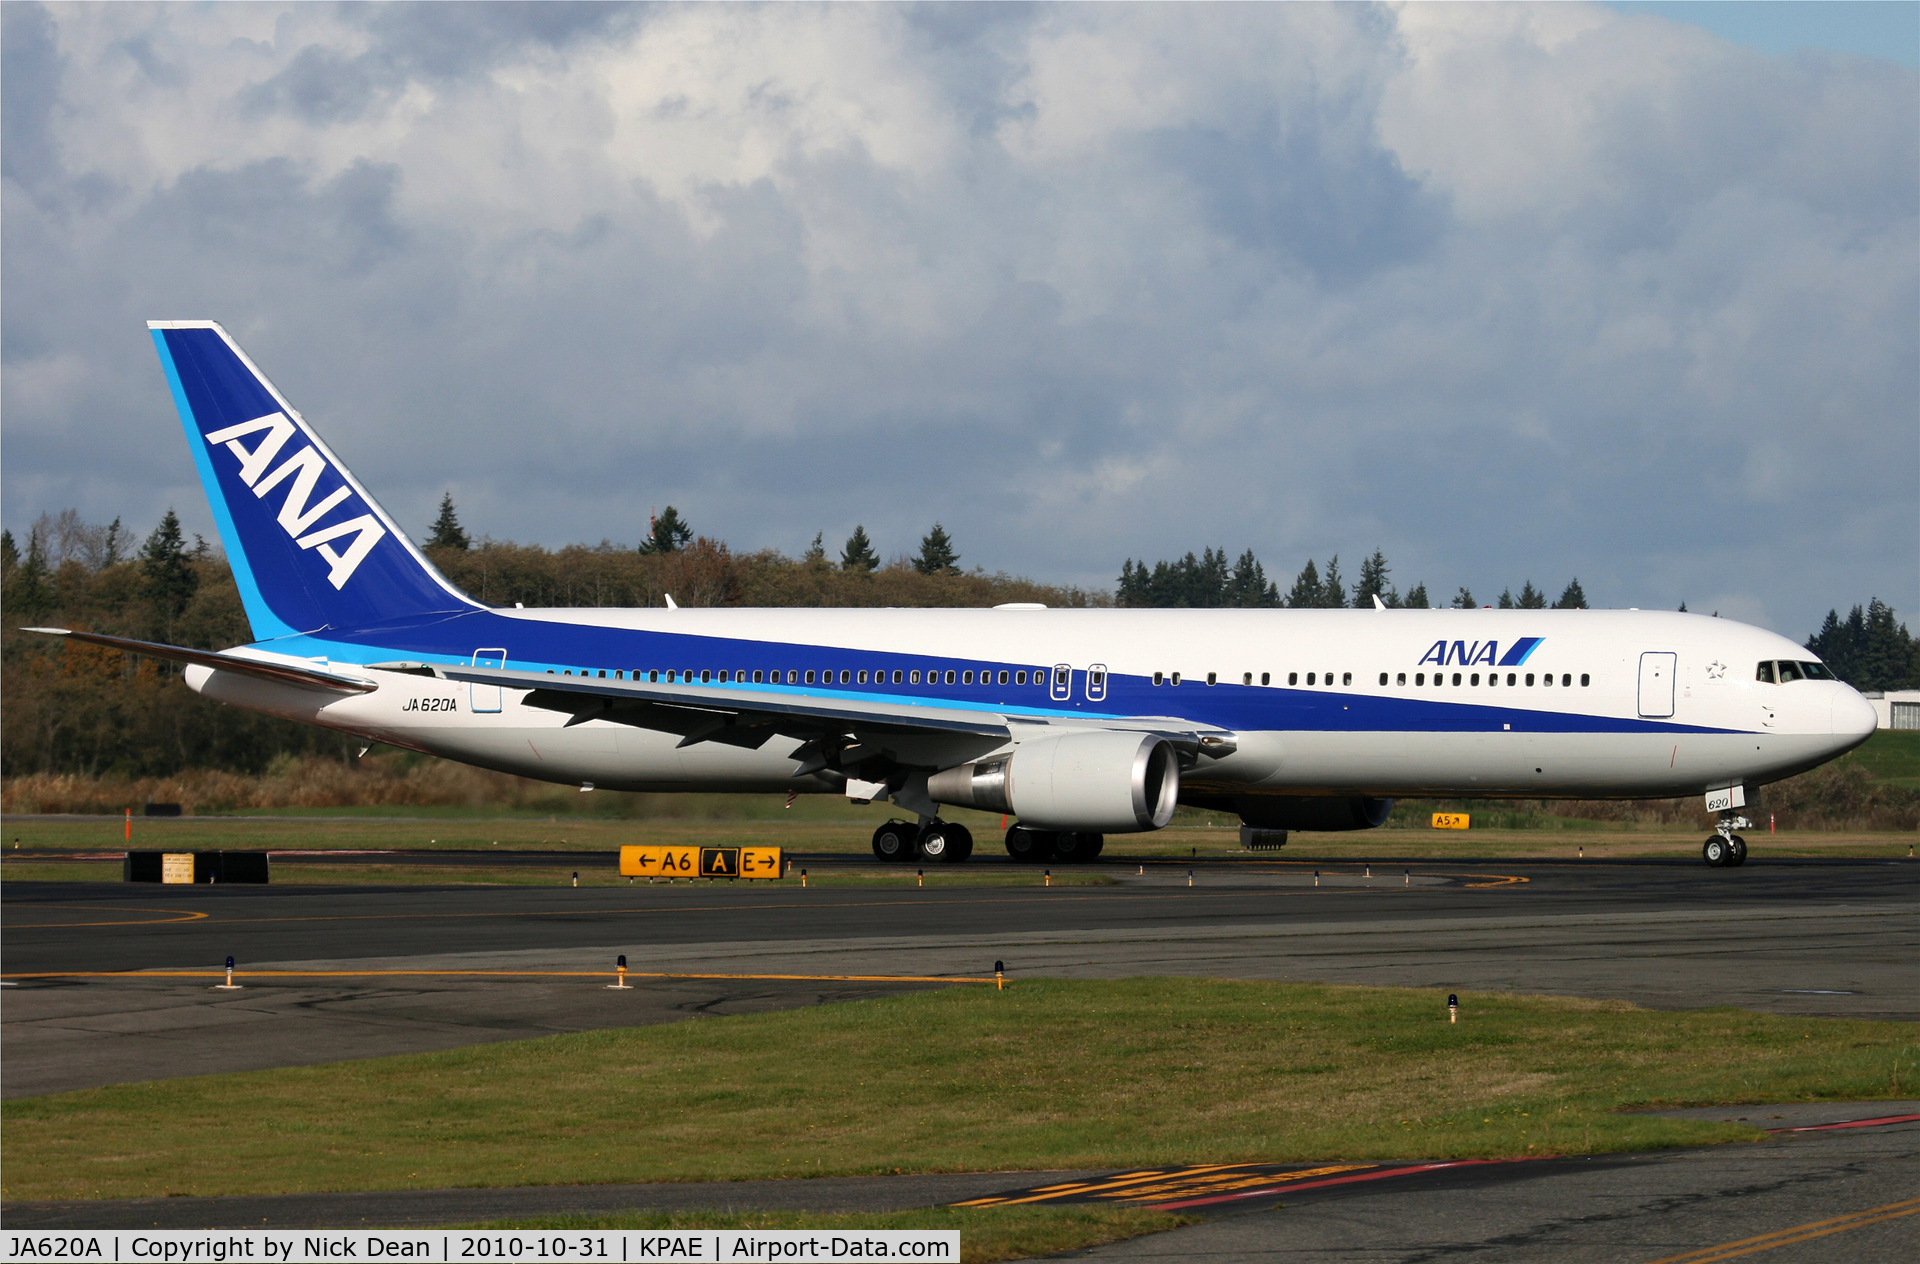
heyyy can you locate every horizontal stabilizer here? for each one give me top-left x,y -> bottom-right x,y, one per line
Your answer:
24,628 -> 377,694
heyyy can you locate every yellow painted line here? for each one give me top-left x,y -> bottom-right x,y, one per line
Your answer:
952,1164 -> 1255,1206
0,905 -> 211,928
0,968 -> 992,984
3,872 -> 1530,934
1640,1196 -> 1920,1263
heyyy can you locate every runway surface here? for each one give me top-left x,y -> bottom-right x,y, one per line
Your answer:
5,856 -> 1916,1097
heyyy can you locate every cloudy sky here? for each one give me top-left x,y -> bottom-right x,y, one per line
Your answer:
4,2 -> 1914,635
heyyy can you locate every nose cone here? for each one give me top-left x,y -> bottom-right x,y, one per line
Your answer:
1830,688 -> 1878,747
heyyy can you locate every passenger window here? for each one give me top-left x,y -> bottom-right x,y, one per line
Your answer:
1015,670 -> 1027,685
563,670 -> 572,676
840,670 -> 851,684
1153,671 -> 1164,685
1415,673 -> 1425,686
804,670 -> 815,684
1261,672 -> 1271,685
615,670 -> 624,680
1395,672 -> 1405,686
1776,661 -> 1803,683
598,670 -> 607,678
1207,672 -> 1217,686
786,670 -> 797,684
1452,673 -> 1462,686
1507,673 -> 1516,686
1171,672 -> 1182,685
1471,673 -> 1480,686
1580,673 -> 1590,687
998,670 -> 1009,685
962,671 -> 973,685
700,670 -> 711,684
1288,672 -> 1298,685
718,670 -> 729,683
1243,672 -> 1253,686
1561,673 -> 1572,687
1307,672 -> 1316,686
892,670 -> 903,684
1379,673 -> 1388,686
856,670 -> 867,684
910,670 -> 920,684
1343,672 -> 1352,686
1543,673 -> 1552,687
751,670 -> 762,683
1525,673 -> 1534,686
942,670 -> 954,685
649,670 -> 660,683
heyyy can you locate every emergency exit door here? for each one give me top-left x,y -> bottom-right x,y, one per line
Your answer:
471,649 -> 506,713
1637,652 -> 1675,718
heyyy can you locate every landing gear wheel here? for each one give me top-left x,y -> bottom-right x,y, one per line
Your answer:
1082,833 -> 1104,859
1727,836 -> 1747,867
1005,825 -> 1044,862
873,820 -> 916,863
1703,836 -> 1730,867
1052,832 -> 1087,862
918,822 -> 972,863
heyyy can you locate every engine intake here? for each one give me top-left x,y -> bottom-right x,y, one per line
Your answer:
928,730 -> 1180,833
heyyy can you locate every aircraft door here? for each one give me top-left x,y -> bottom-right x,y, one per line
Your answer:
1050,663 -> 1073,702
471,648 -> 506,713
1637,652 -> 1676,718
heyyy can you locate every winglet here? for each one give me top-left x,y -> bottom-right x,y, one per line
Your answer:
1372,594 -> 1387,611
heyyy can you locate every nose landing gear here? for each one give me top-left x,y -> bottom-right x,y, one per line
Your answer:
1703,815 -> 1750,867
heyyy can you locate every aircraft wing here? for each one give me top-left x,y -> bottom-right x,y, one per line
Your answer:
25,628 -> 378,694
436,664 -> 1231,772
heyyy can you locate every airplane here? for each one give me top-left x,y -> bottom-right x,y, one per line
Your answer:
28,321 -> 1880,869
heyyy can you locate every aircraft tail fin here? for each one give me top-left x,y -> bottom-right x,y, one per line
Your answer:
148,321 -> 480,640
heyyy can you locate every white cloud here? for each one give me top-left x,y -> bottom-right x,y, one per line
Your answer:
2,1 -> 1912,636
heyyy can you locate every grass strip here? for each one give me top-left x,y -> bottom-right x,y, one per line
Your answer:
6,980 -> 1915,1202
459,1208 -> 1190,1264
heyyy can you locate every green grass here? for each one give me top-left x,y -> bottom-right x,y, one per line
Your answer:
5,979 -> 1913,1202
1841,728 -> 1920,790
461,1209 -> 1190,1264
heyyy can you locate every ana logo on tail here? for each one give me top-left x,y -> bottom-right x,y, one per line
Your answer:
204,412 -> 387,589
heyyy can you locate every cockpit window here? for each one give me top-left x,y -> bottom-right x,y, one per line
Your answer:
1775,661 -> 1803,683
1755,661 -> 1775,684
1799,661 -> 1835,681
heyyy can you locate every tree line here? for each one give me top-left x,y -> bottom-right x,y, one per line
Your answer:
1118,546 -> 1586,612
3,503 -> 1914,780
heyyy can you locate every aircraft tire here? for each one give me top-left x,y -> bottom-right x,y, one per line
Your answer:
1728,836 -> 1747,866
1004,825 -> 1043,862
1702,836 -> 1730,867
873,820 -> 916,863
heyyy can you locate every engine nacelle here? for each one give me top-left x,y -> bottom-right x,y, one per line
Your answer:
1186,793 -> 1394,832
927,731 -> 1180,833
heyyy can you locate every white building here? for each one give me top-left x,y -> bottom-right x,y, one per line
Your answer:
1862,691 -> 1920,730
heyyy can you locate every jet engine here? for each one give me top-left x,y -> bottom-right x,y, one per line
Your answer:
927,731 -> 1180,833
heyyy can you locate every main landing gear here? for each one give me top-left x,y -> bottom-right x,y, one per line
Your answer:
1703,815 -> 1750,868
871,818 -> 974,863
1004,824 -> 1105,864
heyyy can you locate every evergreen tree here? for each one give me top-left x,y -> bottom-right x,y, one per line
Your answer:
803,532 -> 827,566
140,509 -> 198,631
914,524 -> 959,575
642,506 -> 693,555
1553,578 -> 1588,609
1117,559 -> 1146,607
1678,600 -> 1688,612
1318,555 -> 1346,608
1286,559 -> 1323,608
1353,549 -> 1395,608
0,528 -> 16,575
1860,598 -> 1913,691
102,517 -> 123,568
840,525 -> 878,572
427,493 -> 470,551
1450,586 -> 1477,609
1227,549 -> 1279,607
1497,589 -> 1515,609
1518,580 -> 1546,609
1403,581 -> 1430,609
3,525 -> 52,614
